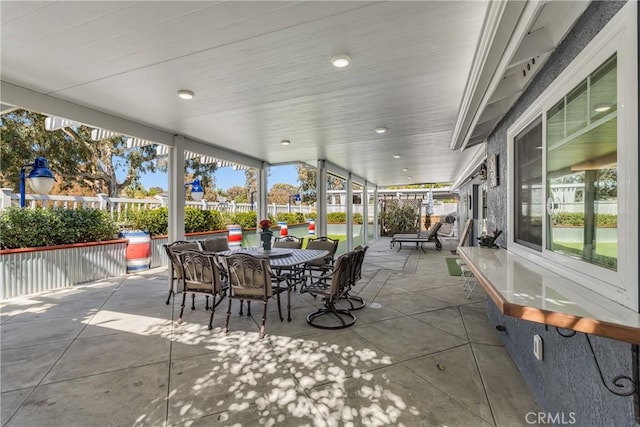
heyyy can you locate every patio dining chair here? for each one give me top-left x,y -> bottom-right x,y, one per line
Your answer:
273,235 -> 303,249
200,235 -> 230,252
300,251 -> 356,329
272,236 -> 305,293
339,245 -> 368,310
223,253 -> 288,338
303,236 -> 339,285
176,250 -> 226,330
164,240 -> 204,308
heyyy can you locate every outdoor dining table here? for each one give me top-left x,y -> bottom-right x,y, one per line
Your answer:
216,248 -> 329,268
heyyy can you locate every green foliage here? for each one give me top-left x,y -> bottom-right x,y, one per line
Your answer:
353,213 -> 363,224
128,208 -> 169,236
231,211 -> 257,229
381,202 -> 419,234
306,212 -> 318,220
552,212 -> 617,227
184,207 -> 209,233
275,212 -> 306,224
327,212 -> 346,223
0,207 -> 117,249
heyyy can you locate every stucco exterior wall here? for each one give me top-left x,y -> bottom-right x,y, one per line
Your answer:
479,1 -> 637,425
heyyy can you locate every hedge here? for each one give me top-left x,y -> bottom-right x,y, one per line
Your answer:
0,207 -> 118,249
552,212 -> 617,227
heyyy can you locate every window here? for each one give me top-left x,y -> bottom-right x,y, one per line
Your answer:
514,117 -> 543,251
507,2 -> 637,311
546,56 -> 617,271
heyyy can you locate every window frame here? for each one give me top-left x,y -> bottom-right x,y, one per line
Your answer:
506,2 -> 637,311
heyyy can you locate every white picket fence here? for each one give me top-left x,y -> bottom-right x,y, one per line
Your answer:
0,189 -> 314,219
0,188 -> 457,221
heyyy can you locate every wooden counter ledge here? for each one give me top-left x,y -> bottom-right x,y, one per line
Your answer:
458,247 -> 640,344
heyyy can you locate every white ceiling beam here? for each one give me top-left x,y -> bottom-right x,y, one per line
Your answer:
1,81 -> 175,146
183,137 -> 263,170
322,159 -> 368,186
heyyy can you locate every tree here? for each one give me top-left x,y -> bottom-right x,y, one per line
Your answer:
296,165 -> 344,204
226,186 -> 249,202
0,109 -> 217,197
268,183 -> 298,205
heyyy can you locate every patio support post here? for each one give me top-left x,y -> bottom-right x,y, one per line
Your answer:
373,187 -> 379,239
346,173 -> 353,250
168,135 -> 186,242
316,160 -> 328,237
362,181 -> 369,245
257,162 -> 268,233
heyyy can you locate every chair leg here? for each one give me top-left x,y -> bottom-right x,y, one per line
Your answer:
276,292 -> 284,322
239,300 -> 244,316
287,287 -> 292,322
205,296 -> 210,311
208,294 -> 216,330
225,298 -> 232,333
165,289 -> 173,305
177,292 -> 187,324
191,293 -> 196,310
246,301 -> 252,316
259,301 -> 268,339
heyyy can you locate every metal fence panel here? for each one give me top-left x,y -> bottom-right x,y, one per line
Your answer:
0,242 -> 127,299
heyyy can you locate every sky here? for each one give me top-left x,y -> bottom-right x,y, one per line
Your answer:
138,164 -> 299,191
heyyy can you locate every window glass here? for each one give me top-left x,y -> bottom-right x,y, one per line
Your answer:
546,55 -> 617,271
514,117 -> 543,250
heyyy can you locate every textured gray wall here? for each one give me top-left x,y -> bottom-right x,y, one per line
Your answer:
480,1 -> 637,425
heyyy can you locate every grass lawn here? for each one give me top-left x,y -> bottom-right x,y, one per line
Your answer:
554,241 -> 617,258
301,234 -> 364,255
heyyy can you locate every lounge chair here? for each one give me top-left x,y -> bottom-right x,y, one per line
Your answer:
390,222 -> 443,252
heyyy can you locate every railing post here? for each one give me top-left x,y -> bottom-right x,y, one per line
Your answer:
155,194 -> 168,207
0,188 -> 14,209
201,199 -> 208,210
230,200 -> 236,214
97,193 -> 109,211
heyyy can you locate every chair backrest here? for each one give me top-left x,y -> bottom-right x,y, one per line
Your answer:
273,235 -> 303,249
327,252 -> 353,300
223,253 -> 273,299
458,219 -> 474,247
351,245 -> 369,285
164,240 -> 201,279
178,250 -> 222,293
200,236 -> 230,252
427,222 -> 442,238
305,236 -> 339,266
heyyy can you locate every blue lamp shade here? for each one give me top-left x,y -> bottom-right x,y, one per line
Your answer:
27,157 -> 55,195
190,179 -> 204,201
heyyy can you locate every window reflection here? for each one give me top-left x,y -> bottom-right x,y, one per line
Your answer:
546,55 -> 617,271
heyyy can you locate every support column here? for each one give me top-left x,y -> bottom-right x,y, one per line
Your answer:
316,160 -> 328,237
373,186 -> 379,239
168,136 -> 185,242
257,163 -> 269,235
362,181 -> 369,245
346,174 -> 353,250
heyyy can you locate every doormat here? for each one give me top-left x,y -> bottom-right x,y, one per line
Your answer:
446,258 -> 462,276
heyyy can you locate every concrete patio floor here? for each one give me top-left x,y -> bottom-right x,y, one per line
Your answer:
1,238 -> 540,426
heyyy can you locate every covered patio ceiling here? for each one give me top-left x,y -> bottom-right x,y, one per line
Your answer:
0,1 -> 586,187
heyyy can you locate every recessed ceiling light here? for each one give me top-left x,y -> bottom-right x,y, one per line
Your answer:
177,89 -> 194,100
331,54 -> 351,68
393,154 -> 401,159
374,127 -> 387,134
402,168 -> 409,172
593,103 -> 611,112
281,139 -> 291,146
536,146 -> 543,150
407,176 -> 413,180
